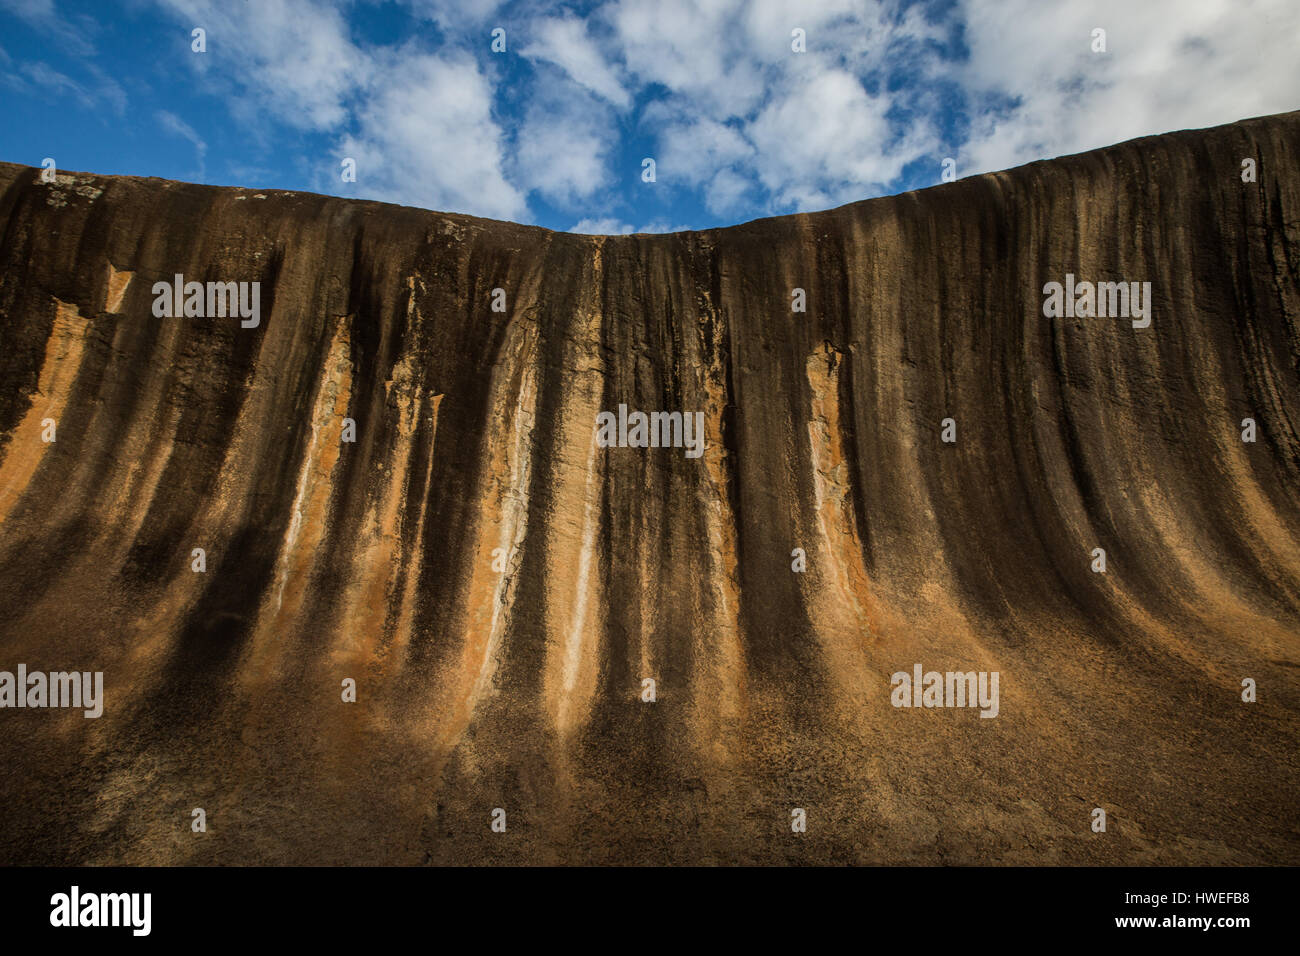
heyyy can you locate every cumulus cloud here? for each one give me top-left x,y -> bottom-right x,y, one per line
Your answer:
955,0 -> 1300,177
606,0 -> 766,119
150,0 -> 525,220
650,115 -> 754,214
570,217 -> 635,234
521,14 -> 630,109
654,117 -> 752,183
402,0 -> 507,30
156,0 -> 368,130
338,50 -> 526,220
637,219 -> 693,234
568,217 -> 692,235
513,79 -> 619,207
702,168 -> 753,216
602,0 -> 1299,218
610,0 -> 949,216
747,67 -> 924,210
102,0 -> 1300,227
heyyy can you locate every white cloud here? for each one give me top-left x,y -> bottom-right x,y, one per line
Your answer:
570,217 -> 635,234
636,219 -> 692,233
651,115 -> 754,214
0,0 -> 96,57
139,0 -> 953,221
609,0 -> 948,215
747,67 -> 928,210
109,0 -> 1300,228
738,0 -> 872,62
402,0 -> 507,30
156,0 -> 369,130
606,0 -> 765,118
513,82 -> 618,207
0,0 -> 54,15
521,15 -> 630,109
83,62 -> 126,114
701,168 -> 750,216
567,217 -> 692,235
955,0 -> 1300,177
152,0 -> 525,220
655,117 -> 752,185
157,109 -> 207,176
339,51 -> 526,221
19,61 -> 83,98
15,60 -> 125,114
600,0 -> 1300,220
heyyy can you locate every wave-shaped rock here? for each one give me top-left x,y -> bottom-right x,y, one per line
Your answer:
0,111 -> 1297,864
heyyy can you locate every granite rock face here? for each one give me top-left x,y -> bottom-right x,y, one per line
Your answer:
0,112 -> 1297,865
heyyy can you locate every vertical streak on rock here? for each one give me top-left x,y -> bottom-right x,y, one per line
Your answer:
105,263 -> 133,314
1213,419 -> 1300,604
241,315 -> 354,684
804,343 -> 875,703
0,298 -> 87,523
279,317 -> 354,615
690,279 -> 746,758
391,392 -> 443,663
330,344 -> 422,668
850,211 -> 958,627
99,313 -> 185,564
136,273 -> 306,653
106,406 -> 182,566
544,238 -> 606,736
552,430 -> 603,733
439,321 -> 537,752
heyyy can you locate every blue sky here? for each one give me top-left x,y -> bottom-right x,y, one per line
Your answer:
1,0 -> 1296,234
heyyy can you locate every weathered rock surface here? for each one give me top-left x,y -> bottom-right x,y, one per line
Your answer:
0,111 -> 1297,865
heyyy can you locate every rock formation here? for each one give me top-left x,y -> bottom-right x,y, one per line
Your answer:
0,110 -> 1297,865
